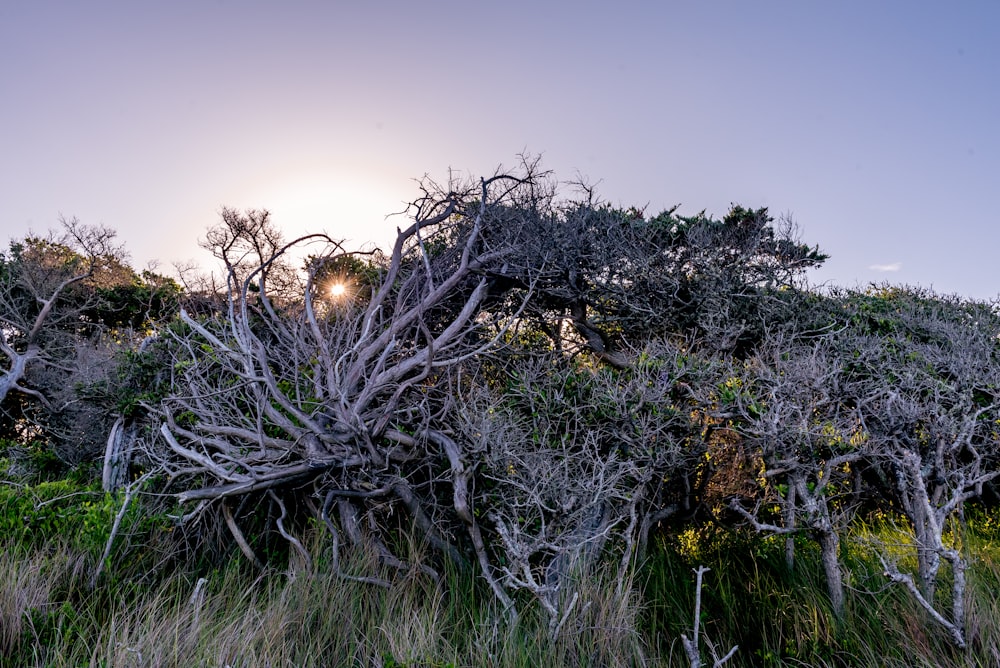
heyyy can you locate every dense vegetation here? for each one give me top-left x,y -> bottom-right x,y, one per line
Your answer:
4,161 -> 1000,666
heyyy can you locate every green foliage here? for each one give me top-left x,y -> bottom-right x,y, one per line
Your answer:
107,345 -> 172,418
0,478 -> 104,554
0,439 -> 69,481
85,270 -> 182,331
0,474 -> 171,567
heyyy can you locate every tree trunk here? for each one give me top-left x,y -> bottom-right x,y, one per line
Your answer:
944,547 -> 967,648
102,417 -> 134,491
899,450 -> 941,600
817,529 -> 844,618
783,483 -> 797,571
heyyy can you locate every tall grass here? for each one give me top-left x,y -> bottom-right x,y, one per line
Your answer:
642,522 -> 1000,667
0,543 -> 84,658
0,532 -> 652,667
5,518 -> 1000,667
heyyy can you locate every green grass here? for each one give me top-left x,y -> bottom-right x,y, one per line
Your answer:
4,512 -> 1000,666
642,522 -> 1000,667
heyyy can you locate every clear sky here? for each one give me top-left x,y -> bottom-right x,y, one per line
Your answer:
2,1 -> 997,297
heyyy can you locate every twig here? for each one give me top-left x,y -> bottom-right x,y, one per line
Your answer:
680,566 -> 738,668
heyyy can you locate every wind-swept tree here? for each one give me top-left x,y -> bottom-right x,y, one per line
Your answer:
473,176 -> 827,365
128,169 -> 546,583
722,331 -> 867,618
0,219 -> 122,406
448,340 -> 711,631
847,287 -> 1000,648
115,160 -> 832,625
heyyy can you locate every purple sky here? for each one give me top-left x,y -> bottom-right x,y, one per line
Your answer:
3,2 -> 998,297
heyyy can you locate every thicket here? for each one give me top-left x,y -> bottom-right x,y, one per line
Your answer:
3,160 -> 1000,666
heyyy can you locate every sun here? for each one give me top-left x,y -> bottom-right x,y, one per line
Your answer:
330,282 -> 347,298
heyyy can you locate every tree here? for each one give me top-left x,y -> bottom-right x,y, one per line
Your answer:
449,341 -> 710,630
115,160 -> 833,625
472,169 -> 827,365
722,331 -> 866,618
0,217 -> 184,470
846,287 -> 1000,648
128,170 -> 544,582
721,285 -> 1000,642
0,219 -> 134,453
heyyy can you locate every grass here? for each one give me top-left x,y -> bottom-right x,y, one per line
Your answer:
4,516 -> 1000,666
0,530 -> 650,668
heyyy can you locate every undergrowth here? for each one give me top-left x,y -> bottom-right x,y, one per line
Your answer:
4,483 -> 1000,667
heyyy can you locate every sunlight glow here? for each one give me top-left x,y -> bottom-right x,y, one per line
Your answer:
330,282 -> 347,298
249,171 -> 404,250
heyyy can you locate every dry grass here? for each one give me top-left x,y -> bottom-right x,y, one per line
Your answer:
7,522 -> 1000,667
0,543 -> 84,657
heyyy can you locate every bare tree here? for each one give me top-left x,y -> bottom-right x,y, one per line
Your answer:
850,288 -> 1000,648
450,341 -> 707,630
116,160 -> 833,625
0,219 -> 127,454
131,169 -> 549,585
681,566 -> 738,668
723,333 -> 866,618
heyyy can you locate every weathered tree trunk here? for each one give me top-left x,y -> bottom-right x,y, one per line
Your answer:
783,482 -> 797,571
817,528 -> 844,618
896,449 -> 943,600
944,547 -> 967,648
102,417 -> 135,491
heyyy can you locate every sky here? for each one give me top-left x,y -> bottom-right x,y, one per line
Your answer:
2,1 -> 998,298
